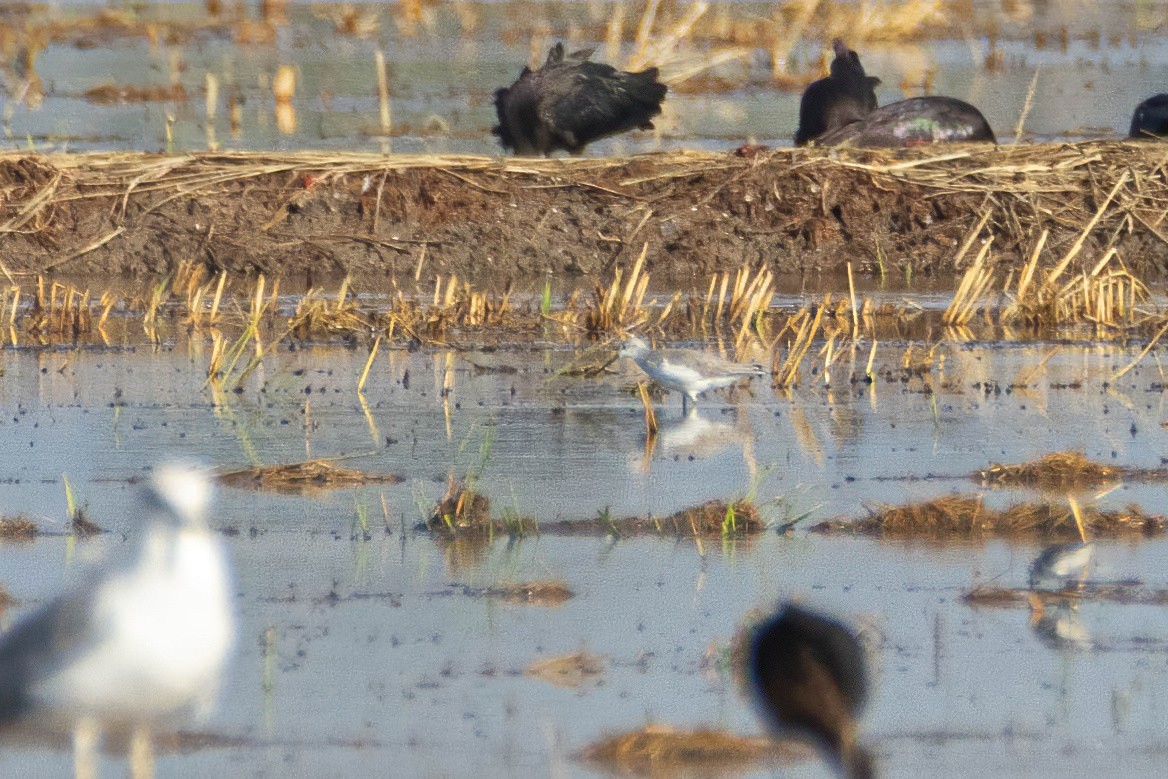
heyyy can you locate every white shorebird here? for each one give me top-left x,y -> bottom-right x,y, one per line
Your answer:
1028,541 -> 1095,591
617,336 -> 767,412
0,462 -> 235,779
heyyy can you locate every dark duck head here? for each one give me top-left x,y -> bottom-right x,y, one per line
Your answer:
795,39 -> 880,146
749,603 -> 875,779
492,43 -> 668,156
1130,94 -> 1168,138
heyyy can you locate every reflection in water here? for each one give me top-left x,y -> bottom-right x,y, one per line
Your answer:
658,408 -> 748,461
1031,599 -> 1093,651
635,407 -> 757,481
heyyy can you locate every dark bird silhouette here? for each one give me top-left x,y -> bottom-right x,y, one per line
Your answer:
796,41 -> 995,148
816,95 -> 996,147
492,43 -> 667,156
795,39 -> 880,146
749,603 -> 874,779
1130,94 -> 1168,138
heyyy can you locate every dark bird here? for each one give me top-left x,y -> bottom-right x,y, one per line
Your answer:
1130,94 -> 1168,138
492,43 -> 668,156
797,41 -> 995,148
795,39 -> 880,146
816,95 -> 996,147
750,603 -> 874,779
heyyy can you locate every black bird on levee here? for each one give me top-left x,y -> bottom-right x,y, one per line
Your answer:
794,38 -> 881,147
750,603 -> 875,779
492,43 -> 668,156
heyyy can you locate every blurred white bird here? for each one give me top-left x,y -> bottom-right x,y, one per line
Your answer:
0,462 -> 235,779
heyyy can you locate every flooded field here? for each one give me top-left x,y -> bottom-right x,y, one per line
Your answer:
2,0 -> 1168,154
1,318 -> 1168,775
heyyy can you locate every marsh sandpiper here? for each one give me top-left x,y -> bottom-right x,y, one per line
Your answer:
618,335 -> 766,412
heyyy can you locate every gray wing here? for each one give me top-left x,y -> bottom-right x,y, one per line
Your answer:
0,587 -> 104,723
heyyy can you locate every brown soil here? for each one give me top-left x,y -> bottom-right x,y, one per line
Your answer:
2,143 -> 1167,284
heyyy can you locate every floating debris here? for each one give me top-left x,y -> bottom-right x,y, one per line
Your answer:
578,725 -> 807,776
524,651 -> 605,689
69,510 -> 103,537
812,496 -> 1166,540
219,460 -> 403,494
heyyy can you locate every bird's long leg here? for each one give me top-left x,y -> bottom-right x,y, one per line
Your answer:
73,716 -> 99,779
129,724 -> 155,779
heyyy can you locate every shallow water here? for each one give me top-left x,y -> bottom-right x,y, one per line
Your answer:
0,334 -> 1167,775
6,1 -> 1168,153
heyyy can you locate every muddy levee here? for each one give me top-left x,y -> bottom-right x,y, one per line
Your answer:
1,142 -> 1167,283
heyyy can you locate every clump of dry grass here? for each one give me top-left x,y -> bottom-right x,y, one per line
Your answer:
579,725 -> 807,775
524,651 -> 605,689
290,277 -> 371,339
813,495 -> 1165,540
977,451 -> 1122,491
219,460 -> 403,494
584,246 -> 650,335
476,580 -> 575,606
0,517 -> 37,541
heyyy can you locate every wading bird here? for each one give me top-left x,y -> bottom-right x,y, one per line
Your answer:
618,335 -> 766,413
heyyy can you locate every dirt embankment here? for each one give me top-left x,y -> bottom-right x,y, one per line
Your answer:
0,143 -> 1165,284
